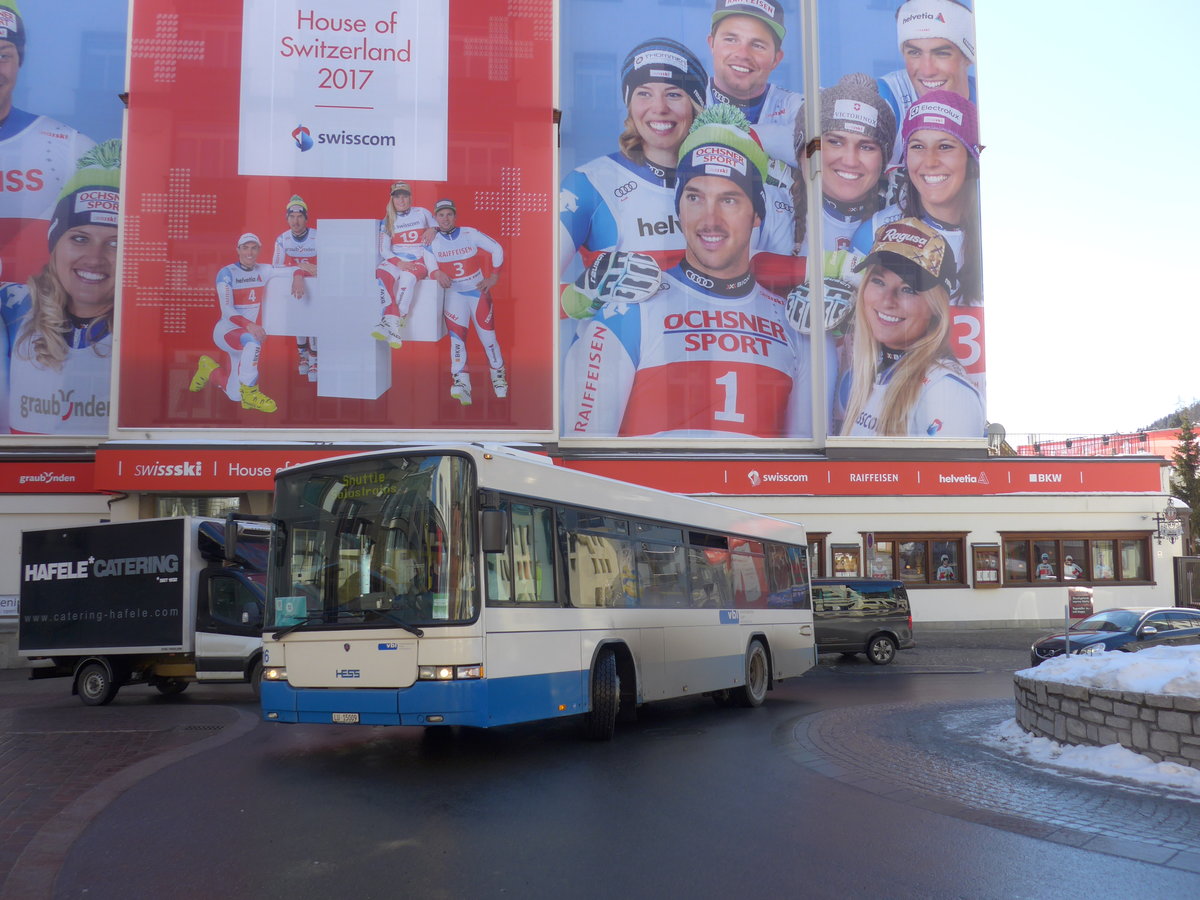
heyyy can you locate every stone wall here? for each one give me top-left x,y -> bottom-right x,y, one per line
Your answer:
1014,674 -> 1200,768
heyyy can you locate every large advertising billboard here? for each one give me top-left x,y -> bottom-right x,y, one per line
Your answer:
120,0 -> 554,431
557,0 -> 984,442
2,0 -> 982,445
0,1 -> 128,436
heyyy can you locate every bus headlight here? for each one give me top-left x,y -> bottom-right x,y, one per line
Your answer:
263,667 -> 288,681
418,665 -> 483,680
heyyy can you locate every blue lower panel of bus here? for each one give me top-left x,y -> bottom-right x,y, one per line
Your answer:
261,670 -> 585,728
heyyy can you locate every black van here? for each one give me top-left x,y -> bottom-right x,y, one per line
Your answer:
811,578 -> 915,665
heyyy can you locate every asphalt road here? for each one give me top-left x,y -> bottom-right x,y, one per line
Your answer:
3,628 -> 1199,899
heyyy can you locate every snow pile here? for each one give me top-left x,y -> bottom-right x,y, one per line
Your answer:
993,645 -> 1200,798
1016,645 -> 1200,695
986,718 -> 1200,799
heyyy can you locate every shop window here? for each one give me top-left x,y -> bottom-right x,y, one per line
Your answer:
1120,540 -> 1147,581
832,543 -> 860,577
1001,534 -> 1151,585
1091,540 -> 1116,580
1062,540 -> 1087,580
1033,542 -> 1058,580
1005,541 -> 1029,582
862,534 -> 968,586
807,533 -> 828,578
869,540 -> 895,578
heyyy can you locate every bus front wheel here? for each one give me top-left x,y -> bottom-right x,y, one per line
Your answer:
735,640 -> 769,708
584,648 -> 620,741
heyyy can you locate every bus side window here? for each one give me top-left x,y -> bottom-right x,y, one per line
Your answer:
765,542 -> 810,609
637,541 -> 688,608
729,541 -> 769,608
513,503 -> 557,605
484,501 -> 513,605
785,545 -> 811,609
687,545 -> 731,608
486,501 -> 559,606
567,531 -> 638,608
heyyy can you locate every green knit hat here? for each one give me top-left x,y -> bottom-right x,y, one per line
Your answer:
676,104 -> 769,220
48,139 -> 121,252
0,1 -> 24,64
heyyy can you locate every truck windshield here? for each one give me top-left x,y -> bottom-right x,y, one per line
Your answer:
266,454 -> 477,630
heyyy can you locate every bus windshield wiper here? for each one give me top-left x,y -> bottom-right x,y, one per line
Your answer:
362,607 -> 424,637
270,614 -> 327,641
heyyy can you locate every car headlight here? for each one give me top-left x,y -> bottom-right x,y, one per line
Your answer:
1076,643 -> 1107,656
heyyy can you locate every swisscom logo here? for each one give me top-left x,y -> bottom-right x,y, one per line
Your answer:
292,124 -> 314,152
291,124 -> 398,152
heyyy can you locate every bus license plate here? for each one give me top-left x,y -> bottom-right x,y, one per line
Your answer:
332,713 -> 359,724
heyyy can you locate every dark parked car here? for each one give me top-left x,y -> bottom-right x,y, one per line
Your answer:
812,578 -> 915,665
1029,607 -> 1200,667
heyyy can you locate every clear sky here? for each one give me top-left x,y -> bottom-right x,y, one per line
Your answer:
976,1 -> 1199,442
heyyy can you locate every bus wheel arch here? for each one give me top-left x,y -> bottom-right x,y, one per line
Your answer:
735,636 -> 771,708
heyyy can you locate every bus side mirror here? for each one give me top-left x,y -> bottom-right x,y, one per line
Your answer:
481,509 -> 507,554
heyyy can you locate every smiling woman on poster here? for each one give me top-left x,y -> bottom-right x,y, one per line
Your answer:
557,37 -> 709,291
840,217 -> 982,438
0,140 -> 119,435
852,90 -> 982,307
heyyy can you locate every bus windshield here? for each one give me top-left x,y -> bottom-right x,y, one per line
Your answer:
266,453 -> 477,630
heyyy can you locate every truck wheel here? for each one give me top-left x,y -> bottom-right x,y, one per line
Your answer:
154,679 -> 189,696
77,662 -> 119,706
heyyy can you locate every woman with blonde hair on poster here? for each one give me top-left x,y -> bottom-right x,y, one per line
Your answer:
840,217 -> 981,438
1,140 -> 120,434
557,37 -> 710,318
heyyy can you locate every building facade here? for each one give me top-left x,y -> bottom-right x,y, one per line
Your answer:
0,2 -> 1187,664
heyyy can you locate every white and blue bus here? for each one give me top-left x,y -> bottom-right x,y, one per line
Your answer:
258,443 -> 815,739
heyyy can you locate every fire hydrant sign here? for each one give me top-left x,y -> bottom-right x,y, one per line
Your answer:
238,0 -> 449,180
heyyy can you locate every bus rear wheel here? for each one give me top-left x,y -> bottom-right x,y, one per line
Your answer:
584,648 -> 620,741
735,640 -> 769,708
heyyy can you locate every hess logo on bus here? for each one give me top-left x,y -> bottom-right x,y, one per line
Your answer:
335,669 -> 361,679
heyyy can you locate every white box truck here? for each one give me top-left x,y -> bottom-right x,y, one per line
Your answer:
18,517 -> 268,705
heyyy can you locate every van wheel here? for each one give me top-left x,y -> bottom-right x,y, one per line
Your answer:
867,635 -> 897,666
735,640 -> 769,708
77,662 -> 119,706
584,649 -> 619,741
154,679 -> 189,696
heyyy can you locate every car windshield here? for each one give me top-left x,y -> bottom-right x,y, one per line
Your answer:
1071,610 -> 1141,633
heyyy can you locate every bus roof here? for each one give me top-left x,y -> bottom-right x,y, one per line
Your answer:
275,443 -> 807,545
